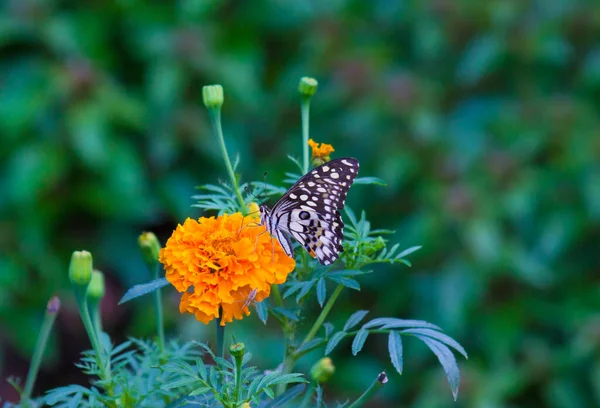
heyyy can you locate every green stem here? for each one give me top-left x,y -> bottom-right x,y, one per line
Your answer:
301,98 -> 311,174
299,284 -> 344,349
153,263 -> 165,352
347,372 -> 388,408
297,382 -> 316,408
216,316 -> 225,359
208,108 -> 246,213
233,352 -> 243,404
271,284 -> 284,307
21,301 -> 59,403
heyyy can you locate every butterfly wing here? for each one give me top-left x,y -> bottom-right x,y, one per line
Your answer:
269,158 -> 359,265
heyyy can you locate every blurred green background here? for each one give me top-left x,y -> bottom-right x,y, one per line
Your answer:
2,0 -> 600,406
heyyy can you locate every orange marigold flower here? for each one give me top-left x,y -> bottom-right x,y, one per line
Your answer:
308,139 -> 335,166
159,213 -> 296,325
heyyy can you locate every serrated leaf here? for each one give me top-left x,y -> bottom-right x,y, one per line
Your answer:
272,307 -> 300,321
189,386 -> 211,396
118,278 -> 170,304
343,310 -> 370,331
352,328 -> 369,356
296,280 -> 316,303
364,317 -> 441,331
327,269 -> 370,277
196,358 -> 207,380
262,383 -> 307,408
354,177 -> 387,186
255,301 -> 268,325
283,282 -> 305,299
316,278 -> 326,307
328,276 -> 360,290
325,332 -> 347,355
388,331 -> 403,375
397,246 -> 422,258
295,338 -> 325,355
323,322 -> 334,338
419,336 -> 460,401
162,377 -> 199,390
402,328 -> 468,359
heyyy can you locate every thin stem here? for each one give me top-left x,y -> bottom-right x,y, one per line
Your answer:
301,98 -> 311,174
233,353 -> 243,404
208,109 -> 246,213
153,263 -> 165,352
347,372 -> 388,408
299,284 -> 344,349
271,284 -> 284,307
21,304 -> 59,403
216,316 -> 225,359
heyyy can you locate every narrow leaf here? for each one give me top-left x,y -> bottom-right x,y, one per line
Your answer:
419,336 -> 460,401
402,328 -> 468,359
352,328 -> 369,356
189,386 -> 212,396
397,246 -> 422,258
255,301 -> 268,325
343,310 -> 369,331
353,177 -> 387,186
119,278 -> 170,304
388,331 -> 403,375
316,278 -> 326,307
328,276 -> 360,290
262,383 -> 307,408
323,322 -> 334,338
295,338 -> 325,355
325,332 -> 347,355
364,317 -> 441,331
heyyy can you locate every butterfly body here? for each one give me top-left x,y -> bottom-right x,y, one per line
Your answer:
259,158 -> 359,265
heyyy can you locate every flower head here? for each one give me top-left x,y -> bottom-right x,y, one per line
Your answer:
159,213 -> 295,325
308,139 -> 335,166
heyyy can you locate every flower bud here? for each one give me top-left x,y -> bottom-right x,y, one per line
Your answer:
229,342 -> 246,358
46,296 -> 61,315
87,270 -> 106,300
68,250 -> 93,287
310,357 -> 335,383
202,84 -> 224,109
298,77 -> 318,98
138,232 -> 161,267
239,403 -> 251,408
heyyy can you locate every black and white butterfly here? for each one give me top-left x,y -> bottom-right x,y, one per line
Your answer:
259,158 -> 359,265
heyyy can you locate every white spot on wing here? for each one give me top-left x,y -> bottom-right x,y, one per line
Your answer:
331,172 -> 339,179
300,194 -> 308,201
322,166 -> 330,172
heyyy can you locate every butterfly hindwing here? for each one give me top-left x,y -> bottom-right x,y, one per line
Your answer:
261,158 -> 359,265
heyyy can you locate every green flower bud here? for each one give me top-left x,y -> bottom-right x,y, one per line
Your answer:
138,231 -> 161,267
310,357 -> 335,383
69,250 -> 93,287
87,270 -> 106,300
229,342 -> 246,358
202,84 -> 224,109
298,77 -> 318,98
46,296 -> 61,315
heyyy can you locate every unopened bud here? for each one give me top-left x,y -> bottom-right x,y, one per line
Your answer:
202,84 -> 224,109
298,77 -> 318,98
310,357 -> 335,383
68,250 -> 93,287
229,342 -> 246,358
138,232 -> 161,267
46,296 -> 61,315
87,270 -> 106,300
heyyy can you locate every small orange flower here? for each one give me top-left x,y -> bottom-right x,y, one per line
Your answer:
159,213 -> 295,325
308,139 -> 334,165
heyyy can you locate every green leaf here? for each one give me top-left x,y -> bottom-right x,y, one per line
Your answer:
196,357 -> 207,380
402,328 -> 468,359
323,322 -> 334,338
327,276 -> 360,290
325,331 -> 347,355
343,310 -> 369,331
397,246 -> 422,258
353,177 -> 387,186
388,331 -> 403,375
272,307 -> 300,321
352,328 -> 369,355
162,377 -> 200,390
296,280 -> 316,302
364,317 -> 441,331
189,386 -> 212,396
118,278 -> 170,304
316,278 -> 326,307
255,300 -> 268,325
262,383 -> 307,407
418,336 -> 460,401
295,338 -> 325,355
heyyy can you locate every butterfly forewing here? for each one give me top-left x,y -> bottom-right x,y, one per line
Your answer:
261,158 -> 359,265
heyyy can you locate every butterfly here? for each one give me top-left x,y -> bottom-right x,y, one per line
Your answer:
259,158 -> 359,265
